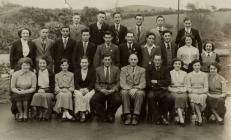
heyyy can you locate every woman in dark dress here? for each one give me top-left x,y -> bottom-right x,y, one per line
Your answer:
74,56 -> 96,122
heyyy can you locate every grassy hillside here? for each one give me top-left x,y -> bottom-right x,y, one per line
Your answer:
116,5 -> 169,12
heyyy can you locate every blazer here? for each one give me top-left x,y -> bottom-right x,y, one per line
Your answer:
10,39 -> 36,70
95,65 -> 120,92
72,41 -> 96,70
74,68 -> 96,91
146,64 -> 171,91
150,26 -> 167,46
120,65 -> 146,90
89,22 -> 109,45
69,24 -> 87,42
94,43 -> 120,67
119,42 -> 142,68
129,26 -> 148,45
110,24 -> 128,45
33,37 -> 54,70
50,38 -> 76,73
175,28 -> 202,53
141,44 -> 162,69
160,41 -> 178,68
36,69 -> 55,93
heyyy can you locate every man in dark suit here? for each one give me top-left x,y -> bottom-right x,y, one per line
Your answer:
90,54 -> 121,123
110,12 -> 127,45
146,55 -> 174,125
120,54 -> 146,125
72,29 -> 96,70
119,32 -> 142,68
89,11 -> 109,46
94,31 -> 120,67
175,17 -> 202,53
51,26 -> 76,73
160,30 -> 178,69
33,27 -> 54,71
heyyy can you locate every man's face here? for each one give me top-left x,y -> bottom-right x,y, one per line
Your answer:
82,32 -> 90,42
104,34 -> 112,44
135,16 -> 144,26
128,54 -> 138,67
163,33 -> 171,43
103,56 -> 112,67
97,13 -> 106,24
61,28 -> 70,38
156,17 -> 165,27
184,20 -> 192,28
73,15 -> 81,24
153,56 -> 162,67
146,35 -> 155,45
114,14 -> 121,24
40,29 -> 49,39
125,33 -> 134,43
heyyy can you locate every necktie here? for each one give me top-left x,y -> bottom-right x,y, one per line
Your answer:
63,38 -> 68,49
156,66 -> 160,71
105,67 -> 110,83
166,43 -> 170,49
115,24 -> 119,43
132,66 -> 135,79
208,53 -> 210,57
41,41 -> 46,52
83,42 -> 87,55
137,26 -> 141,42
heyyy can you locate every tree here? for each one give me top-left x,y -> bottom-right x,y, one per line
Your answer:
186,3 -> 196,11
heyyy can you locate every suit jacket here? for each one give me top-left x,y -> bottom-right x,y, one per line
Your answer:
119,42 -> 142,68
74,68 -> 95,91
50,38 -> 76,73
95,65 -> 120,92
129,26 -> 148,45
146,64 -> 171,91
110,24 -> 127,45
94,43 -> 120,67
175,28 -> 202,53
69,24 -> 87,42
120,65 -> 146,90
150,26 -> 167,46
36,69 -> 55,93
10,39 -> 36,70
33,37 -> 54,70
160,41 -> 178,68
72,41 -> 96,70
141,44 -> 162,69
89,22 -> 109,45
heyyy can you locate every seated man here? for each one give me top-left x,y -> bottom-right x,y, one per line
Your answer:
90,54 -> 121,123
146,55 -> 174,125
120,54 -> 146,125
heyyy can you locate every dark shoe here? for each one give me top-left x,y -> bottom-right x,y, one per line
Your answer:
107,115 -> 115,123
124,114 -> 132,125
217,120 -> 224,125
80,112 -> 86,123
155,120 -> 161,125
161,117 -> 169,125
131,115 -> 139,125
180,122 -> 185,127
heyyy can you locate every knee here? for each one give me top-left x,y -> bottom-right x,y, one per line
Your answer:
121,90 -> 129,96
147,91 -> 155,101
135,90 -> 145,98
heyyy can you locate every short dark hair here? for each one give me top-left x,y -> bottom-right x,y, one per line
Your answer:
135,14 -> 143,19
40,26 -> 49,30
129,53 -> 138,60
97,11 -> 106,15
18,57 -> 33,67
73,12 -> 80,16
18,28 -> 31,38
102,53 -> 111,59
209,62 -> 221,72
81,28 -> 90,34
191,59 -> 201,68
146,32 -> 156,39
60,25 -> 70,31
60,58 -> 69,65
182,34 -> 195,45
80,56 -> 89,62
156,15 -> 164,21
184,17 -> 191,22
113,12 -> 121,17
39,56 -> 50,65
162,30 -> 172,35
104,30 -> 112,37
171,58 -> 183,68
203,41 -> 215,51
126,31 -> 134,36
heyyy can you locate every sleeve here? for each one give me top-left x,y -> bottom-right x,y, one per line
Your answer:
221,76 -> 228,94
195,30 -> 202,54
55,74 -> 60,94
10,42 -> 16,69
74,72 -> 81,90
175,31 -> 181,46
115,46 -> 120,67
215,53 -> 220,63
48,72 -> 55,93
146,67 -> 152,89
72,44 -> 78,71
31,73 -> 37,88
177,48 -> 182,60
120,68 -> 131,90
69,73 -> 75,92
200,73 -> 208,93
10,73 -> 17,89
87,70 -> 96,91
186,74 -> 192,93
181,74 -> 188,92
135,69 -> 146,89
112,68 -> 120,91
93,46 -> 101,67
195,48 -> 199,60
95,70 -> 102,91
157,69 -> 171,87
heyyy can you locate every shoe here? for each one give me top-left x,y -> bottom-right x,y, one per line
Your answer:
155,120 -> 161,125
131,115 -> 139,125
80,112 -> 86,123
17,114 -> 24,122
107,115 -> 115,123
124,114 -> 132,125
217,120 -> 224,125
161,117 -> 169,125
180,122 -> 185,127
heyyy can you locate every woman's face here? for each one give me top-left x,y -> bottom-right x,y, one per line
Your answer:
185,37 -> 192,46
173,61 -> 182,71
39,59 -> 47,71
61,62 -> 69,71
21,30 -> 30,40
80,59 -> 89,70
209,65 -> 218,74
21,63 -> 30,72
205,43 -> 213,53
193,62 -> 201,72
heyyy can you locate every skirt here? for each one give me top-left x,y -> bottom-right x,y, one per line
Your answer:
171,92 -> 188,109
11,93 -> 33,102
207,96 -> 226,118
189,93 -> 207,108
74,90 -> 95,113
31,92 -> 54,109
53,91 -> 73,113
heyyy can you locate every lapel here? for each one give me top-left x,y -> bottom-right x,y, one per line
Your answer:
109,66 -> 114,82
18,40 -> 23,56
144,47 -> 150,56
100,66 -> 106,81
150,46 -> 156,56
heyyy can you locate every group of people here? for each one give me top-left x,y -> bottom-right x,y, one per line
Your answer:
9,11 -> 228,127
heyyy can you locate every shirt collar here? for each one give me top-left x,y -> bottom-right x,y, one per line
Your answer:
62,37 -> 68,41
39,69 -> 48,74
204,51 -> 213,56
185,27 -> 191,32
21,38 -> 28,43
144,44 -> 156,49
192,70 -> 201,74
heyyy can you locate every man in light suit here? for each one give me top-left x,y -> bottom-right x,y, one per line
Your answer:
90,54 -> 121,123
120,54 -> 146,125
94,31 -> 120,67
69,13 -> 87,42
33,27 -> 54,71
129,14 -> 148,45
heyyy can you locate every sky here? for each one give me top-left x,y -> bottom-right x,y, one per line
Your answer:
2,0 -> 231,10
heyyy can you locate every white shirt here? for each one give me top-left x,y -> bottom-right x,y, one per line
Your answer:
144,44 -> 156,55
97,22 -> 102,30
38,69 -> 49,88
115,24 -> 120,31
21,38 -> 30,57
127,43 -> 133,49
185,27 -> 191,34
164,42 -> 171,49
136,25 -> 141,33
81,69 -> 88,81
62,37 -> 68,48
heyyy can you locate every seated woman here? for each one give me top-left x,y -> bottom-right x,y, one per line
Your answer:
10,57 -> 37,122
53,58 -> 74,121
31,57 -> 55,121
187,60 -> 208,126
207,63 -> 227,125
168,58 -> 188,127
74,56 -> 95,122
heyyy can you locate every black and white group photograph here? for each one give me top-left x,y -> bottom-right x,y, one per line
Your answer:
0,0 -> 231,140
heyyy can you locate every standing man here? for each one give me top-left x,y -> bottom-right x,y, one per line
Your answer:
160,30 -> 178,69
110,12 -> 127,45
72,29 -> 96,70
69,13 -> 87,42
51,26 -> 76,73
33,27 -> 54,71
89,11 -> 109,46
175,17 -> 202,53
90,54 -> 121,123
119,32 -> 142,68
129,14 -> 148,45
94,31 -> 120,67
120,54 -> 146,125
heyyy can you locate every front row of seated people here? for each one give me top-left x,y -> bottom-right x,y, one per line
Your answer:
10,53 -> 227,126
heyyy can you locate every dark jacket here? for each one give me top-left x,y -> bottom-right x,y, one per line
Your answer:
110,24 -> 128,45
89,23 -> 109,45
36,69 -> 55,93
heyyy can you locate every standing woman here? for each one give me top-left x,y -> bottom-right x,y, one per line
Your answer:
187,60 -> 208,126
10,57 -> 37,122
10,28 -> 36,73
31,57 -> 55,121
177,35 -> 199,73
74,56 -> 95,122
53,58 -> 74,121
207,63 -> 227,125
168,58 -> 188,126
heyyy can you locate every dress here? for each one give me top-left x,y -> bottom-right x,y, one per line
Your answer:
53,71 -> 74,113
187,71 -> 208,108
200,52 -> 219,72
168,70 -> 188,109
